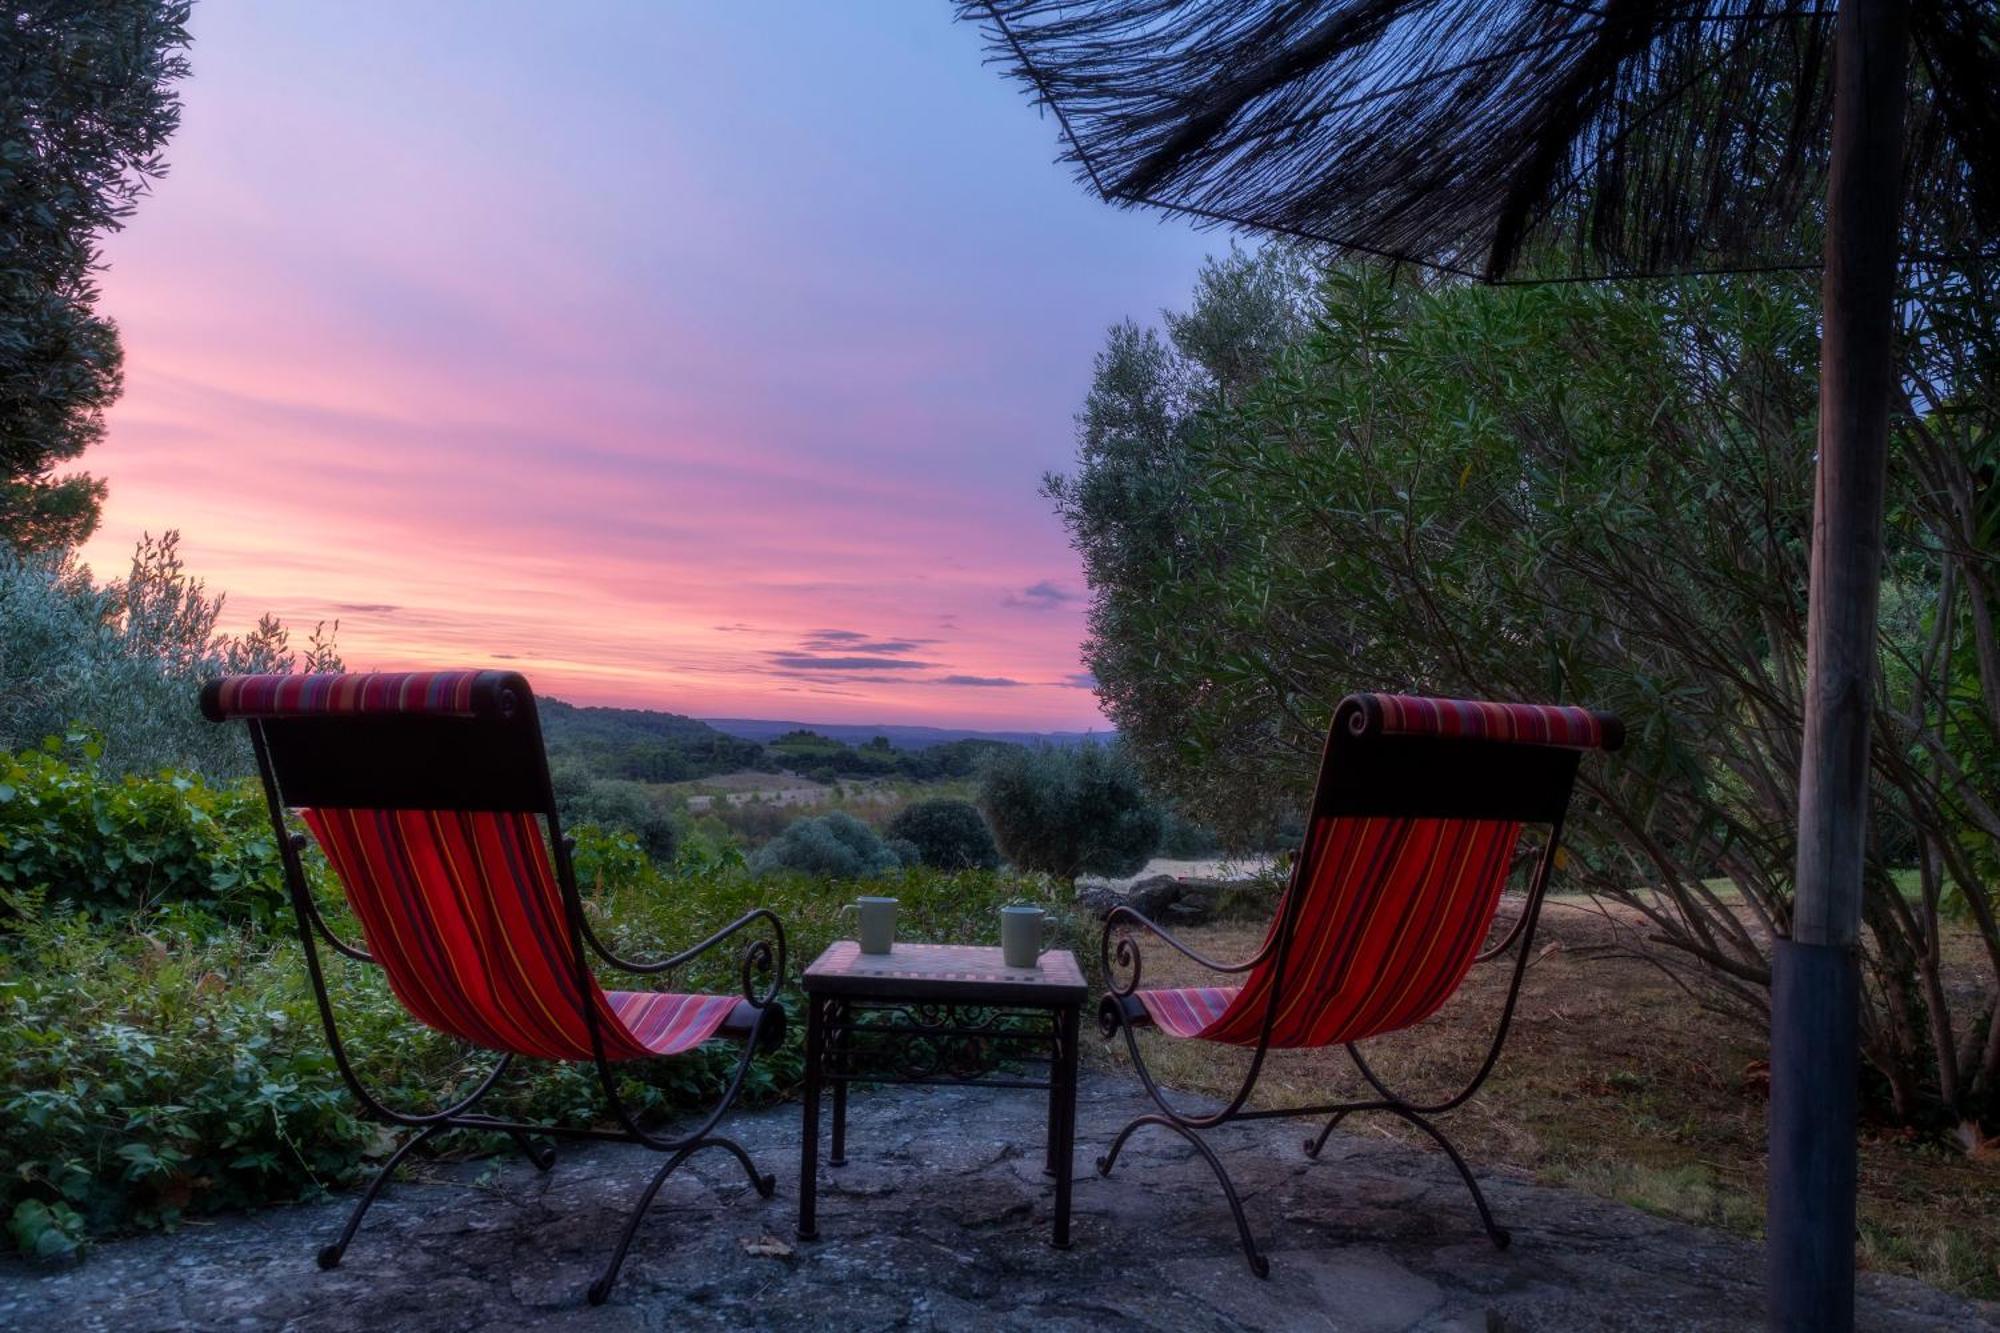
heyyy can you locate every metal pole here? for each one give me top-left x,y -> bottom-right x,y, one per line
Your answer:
1768,0 -> 1908,1326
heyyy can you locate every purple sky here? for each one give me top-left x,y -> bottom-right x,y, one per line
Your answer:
76,2 -> 1217,729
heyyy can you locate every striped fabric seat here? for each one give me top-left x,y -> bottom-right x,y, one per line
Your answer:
1101,692 -> 1621,1276
1137,985 -> 1240,1039
303,806 -> 739,1061
1136,815 -> 1521,1048
1130,696 -> 1615,1051
605,991 -> 745,1057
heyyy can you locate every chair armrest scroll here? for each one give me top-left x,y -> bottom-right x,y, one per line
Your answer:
580,907 -> 788,1009
1099,903 -> 1269,999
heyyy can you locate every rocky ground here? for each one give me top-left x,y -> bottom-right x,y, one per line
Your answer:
2,1072 -> 1990,1331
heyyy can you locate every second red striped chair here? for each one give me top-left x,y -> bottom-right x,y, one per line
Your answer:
203,670 -> 787,1305
1097,692 -> 1621,1276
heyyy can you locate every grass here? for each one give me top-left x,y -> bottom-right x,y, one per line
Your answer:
1087,896 -> 2000,1300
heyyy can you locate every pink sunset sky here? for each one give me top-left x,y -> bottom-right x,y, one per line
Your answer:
76,3 -> 1216,731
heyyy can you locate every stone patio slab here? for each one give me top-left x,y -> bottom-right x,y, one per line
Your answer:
1,1073 -> 1991,1331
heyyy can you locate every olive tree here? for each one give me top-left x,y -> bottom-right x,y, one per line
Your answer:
1052,257 -> 2000,1127
2,2 -> 192,550
977,742 -> 1162,881
885,797 -> 1000,871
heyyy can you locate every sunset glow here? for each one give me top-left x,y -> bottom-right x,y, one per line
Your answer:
76,2 -> 1210,730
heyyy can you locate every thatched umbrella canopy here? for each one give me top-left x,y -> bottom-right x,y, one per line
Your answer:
963,0 -> 1994,278
959,1 -> 1996,1327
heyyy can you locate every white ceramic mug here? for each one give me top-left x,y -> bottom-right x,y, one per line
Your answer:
841,895 -> 898,955
1001,905 -> 1048,969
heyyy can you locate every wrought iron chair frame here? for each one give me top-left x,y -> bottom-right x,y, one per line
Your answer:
1095,697 -> 1608,1277
216,675 -> 787,1306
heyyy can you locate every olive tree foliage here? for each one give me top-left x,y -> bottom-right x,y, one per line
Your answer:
976,742 -> 1162,881
2,2 -> 192,551
0,532 -> 340,777
885,797 -> 1000,871
1052,257 -> 2000,1127
1044,245 -> 1318,840
749,811 -> 903,881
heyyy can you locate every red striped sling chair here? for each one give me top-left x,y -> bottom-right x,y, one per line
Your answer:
203,670 -> 788,1305
1097,693 -> 1622,1276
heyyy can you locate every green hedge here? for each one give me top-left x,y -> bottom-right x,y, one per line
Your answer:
0,741 -> 288,926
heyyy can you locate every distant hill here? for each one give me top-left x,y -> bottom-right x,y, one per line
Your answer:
701,718 -> 1108,751
538,699 -> 769,782
535,699 -> 1105,787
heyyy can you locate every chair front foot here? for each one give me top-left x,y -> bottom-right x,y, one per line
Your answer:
507,1129 -> 556,1172
1303,1109 -> 1349,1159
315,1121 -> 439,1275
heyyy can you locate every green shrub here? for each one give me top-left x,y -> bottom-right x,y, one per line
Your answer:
977,742 -> 1162,880
0,910 -> 376,1260
885,798 -> 1000,871
550,760 -> 678,862
748,811 -> 902,880
0,742 -> 287,925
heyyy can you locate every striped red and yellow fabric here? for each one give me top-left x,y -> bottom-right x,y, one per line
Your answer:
1135,814 -> 1521,1049
1137,985 -> 1239,1039
1350,693 -> 1616,750
206,671 -> 499,720
301,806 -> 737,1061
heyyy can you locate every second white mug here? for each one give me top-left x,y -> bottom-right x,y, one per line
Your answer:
842,895 -> 898,955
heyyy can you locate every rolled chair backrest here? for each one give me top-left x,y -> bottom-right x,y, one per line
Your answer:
203,670 -> 659,1061
1191,693 -> 1621,1049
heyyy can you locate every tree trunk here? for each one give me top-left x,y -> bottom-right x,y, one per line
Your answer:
1767,0 -> 1909,1328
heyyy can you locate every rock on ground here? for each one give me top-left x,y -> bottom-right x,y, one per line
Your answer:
0,1073 -> 1990,1332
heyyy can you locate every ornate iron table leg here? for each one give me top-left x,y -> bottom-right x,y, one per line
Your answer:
797,994 -> 825,1240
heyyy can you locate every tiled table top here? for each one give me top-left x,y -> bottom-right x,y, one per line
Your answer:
802,940 -> 1088,1004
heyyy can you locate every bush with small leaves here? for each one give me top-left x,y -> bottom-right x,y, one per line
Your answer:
748,810 -> 902,881
977,742 -> 1162,880
885,798 -> 1000,871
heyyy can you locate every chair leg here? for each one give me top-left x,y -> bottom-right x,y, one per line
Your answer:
1098,1114 -> 1270,1279
1377,1106 -> 1510,1249
587,1136 -> 777,1306
506,1129 -> 556,1172
1303,1109 -> 1350,1159
317,1122 -> 441,1270
698,1133 -> 778,1198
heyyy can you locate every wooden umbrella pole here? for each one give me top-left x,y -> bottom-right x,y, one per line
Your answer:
1769,0 -> 1909,1327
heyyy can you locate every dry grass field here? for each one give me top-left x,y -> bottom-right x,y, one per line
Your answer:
1083,896 -> 2000,1299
